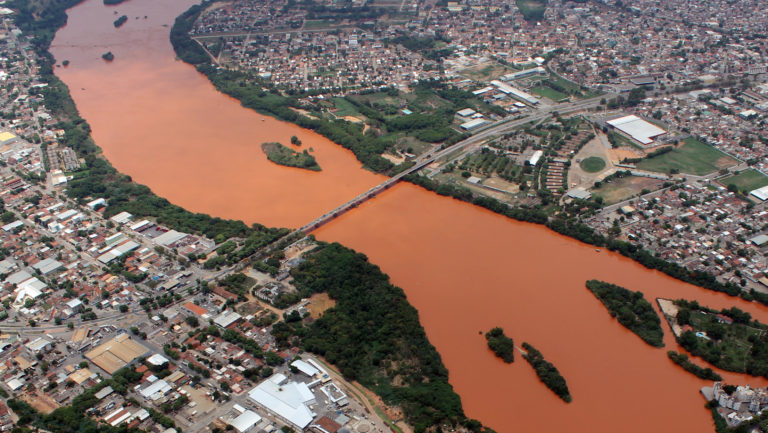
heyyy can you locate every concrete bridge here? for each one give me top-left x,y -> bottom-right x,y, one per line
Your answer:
294,94 -> 609,234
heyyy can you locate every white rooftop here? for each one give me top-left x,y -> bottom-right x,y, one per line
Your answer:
607,115 -> 666,145
228,410 -> 262,433
146,353 -> 170,366
248,374 -> 316,429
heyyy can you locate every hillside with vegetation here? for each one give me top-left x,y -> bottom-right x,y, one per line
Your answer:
585,280 -> 664,347
261,142 -> 321,171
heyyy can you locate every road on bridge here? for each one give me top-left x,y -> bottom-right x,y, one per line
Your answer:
295,94 -> 610,233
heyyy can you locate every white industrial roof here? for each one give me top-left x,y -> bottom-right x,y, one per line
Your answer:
97,241 -> 140,264
5,270 -> 32,285
528,150 -> 544,166
147,353 -> 170,366
154,230 -> 187,246
750,185 -> 768,201
248,374 -> 315,429
214,310 -> 242,328
110,211 -> 133,224
229,410 -> 262,433
460,118 -> 487,130
139,379 -> 172,400
1,220 -> 23,232
607,115 -> 666,145
291,360 -> 320,377
25,337 -> 51,352
32,258 -> 63,275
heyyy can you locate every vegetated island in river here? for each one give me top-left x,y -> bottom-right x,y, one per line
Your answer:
521,342 -> 572,402
101,51 -> 115,61
662,299 -> 768,378
485,327 -> 515,363
114,15 -> 128,27
261,141 -> 321,171
103,0 -> 127,5
667,351 -> 722,380
585,279 -> 664,348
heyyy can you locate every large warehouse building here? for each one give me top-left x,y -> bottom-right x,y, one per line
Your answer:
247,373 -> 316,430
85,333 -> 149,374
606,115 -> 667,147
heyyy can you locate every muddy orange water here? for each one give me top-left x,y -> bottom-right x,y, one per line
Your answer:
52,1 -> 768,432
51,0 -> 384,229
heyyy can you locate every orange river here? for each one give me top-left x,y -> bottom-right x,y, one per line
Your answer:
51,1 -> 768,432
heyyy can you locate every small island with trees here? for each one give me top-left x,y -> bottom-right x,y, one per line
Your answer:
585,279 -> 664,348
485,327 -> 515,363
103,0 -> 127,4
261,142 -> 321,171
522,342 -> 572,402
114,15 -> 128,27
101,51 -> 115,61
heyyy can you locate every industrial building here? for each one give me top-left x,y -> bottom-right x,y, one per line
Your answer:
248,373 -> 316,430
85,333 -> 149,374
490,80 -> 540,105
606,115 -> 667,147
751,185 -> 768,201
460,118 -> 487,131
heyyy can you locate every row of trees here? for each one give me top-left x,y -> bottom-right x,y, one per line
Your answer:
667,351 -> 722,380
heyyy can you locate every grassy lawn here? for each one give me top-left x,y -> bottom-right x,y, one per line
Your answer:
720,169 -> 768,192
515,0 -> 547,21
591,175 -> 663,205
636,137 -> 738,175
530,84 -> 569,102
459,61 -> 515,81
333,97 -> 363,118
580,156 -> 606,173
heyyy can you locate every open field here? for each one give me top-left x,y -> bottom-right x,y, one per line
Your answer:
636,138 -> 738,175
333,97 -> 363,118
580,156 -> 606,173
459,61 -> 515,81
530,84 -> 569,102
591,175 -> 665,205
306,292 -> 336,319
720,169 -> 768,192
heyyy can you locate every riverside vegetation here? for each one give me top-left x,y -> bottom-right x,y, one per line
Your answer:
168,0 -> 768,320
585,280 -> 664,347
485,327 -> 515,363
287,242 -> 493,432
521,342 -> 572,403
7,4 -> 494,431
666,351 -> 722,381
9,0 -> 290,245
261,142 -> 321,171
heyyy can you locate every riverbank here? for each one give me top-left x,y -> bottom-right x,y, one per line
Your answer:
169,1 -> 762,315
12,1 -> 481,431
